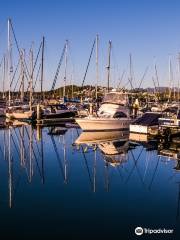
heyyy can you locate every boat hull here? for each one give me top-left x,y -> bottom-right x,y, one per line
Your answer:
6,111 -> 34,120
42,111 -> 76,119
75,117 -> 131,131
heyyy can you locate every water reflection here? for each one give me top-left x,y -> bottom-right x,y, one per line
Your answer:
0,124 -> 180,238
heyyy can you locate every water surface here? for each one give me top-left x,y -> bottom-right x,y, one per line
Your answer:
0,125 -> 179,239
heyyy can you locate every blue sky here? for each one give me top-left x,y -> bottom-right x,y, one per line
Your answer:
1,0 -> 180,90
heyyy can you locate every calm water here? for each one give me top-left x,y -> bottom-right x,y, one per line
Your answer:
0,125 -> 180,239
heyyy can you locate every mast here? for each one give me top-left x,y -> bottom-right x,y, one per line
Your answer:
63,40 -> 68,98
129,53 -> 133,90
8,18 -> 13,106
20,49 -> 25,102
107,41 -> 112,92
95,34 -> 99,99
29,46 -> 33,111
168,56 -> 172,102
154,60 -> 160,101
71,74 -> 74,98
3,55 -> 6,99
178,53 -> 180,111
40,36 -> 45,102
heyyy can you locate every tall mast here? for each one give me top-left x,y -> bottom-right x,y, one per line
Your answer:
71,74 -> 74,98
40,36 -> 45,102
168,56 -> 172,102
29,46 -> 33,111
129,53 -> 133,90
178,53 -> 180,110
154,59 -> 160,100
107,40 -> 112,92
95,34 -> 99,99
20,49 -> 25,102
8,18 -> 13,106
63,40 -> 68,98
3,55 -> 6,99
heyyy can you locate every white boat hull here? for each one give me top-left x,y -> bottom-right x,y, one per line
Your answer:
6,111 -> 34,120
75,117 -> 131,131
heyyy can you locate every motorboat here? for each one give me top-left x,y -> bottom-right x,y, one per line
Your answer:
42,104 -> 76,119
75,91 -> 132,131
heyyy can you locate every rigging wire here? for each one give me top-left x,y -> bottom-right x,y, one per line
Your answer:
81,38 -> 96,88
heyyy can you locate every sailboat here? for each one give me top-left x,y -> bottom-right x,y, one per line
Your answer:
5,19 -> 35,121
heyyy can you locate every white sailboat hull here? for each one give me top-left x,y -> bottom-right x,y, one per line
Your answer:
6,111 -> 34,120
75,117 -> 131,131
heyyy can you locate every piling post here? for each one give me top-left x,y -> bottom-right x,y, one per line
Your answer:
37,125 -> 42,141
37,104 -> 40,120
89,103 -> 93,115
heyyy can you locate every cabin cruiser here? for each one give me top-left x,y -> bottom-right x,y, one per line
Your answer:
6,105 -> 35,120
42,104 -> 76,119
75,91 -> 132,131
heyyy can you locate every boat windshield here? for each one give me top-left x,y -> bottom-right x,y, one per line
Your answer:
102,92 -> 128,105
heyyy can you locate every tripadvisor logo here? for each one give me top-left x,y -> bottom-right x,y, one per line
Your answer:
135,227 -> 174,235
135,227 -> 143,236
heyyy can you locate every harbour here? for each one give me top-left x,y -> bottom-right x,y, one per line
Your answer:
1,0 -> 180,239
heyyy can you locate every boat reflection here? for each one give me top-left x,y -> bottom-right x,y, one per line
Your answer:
158,137 -> 180,171
75,130 -> 133,169
1,125 -> 180,211
75,130 -> 129,144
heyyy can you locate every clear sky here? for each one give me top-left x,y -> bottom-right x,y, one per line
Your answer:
1,0 -> 180,90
